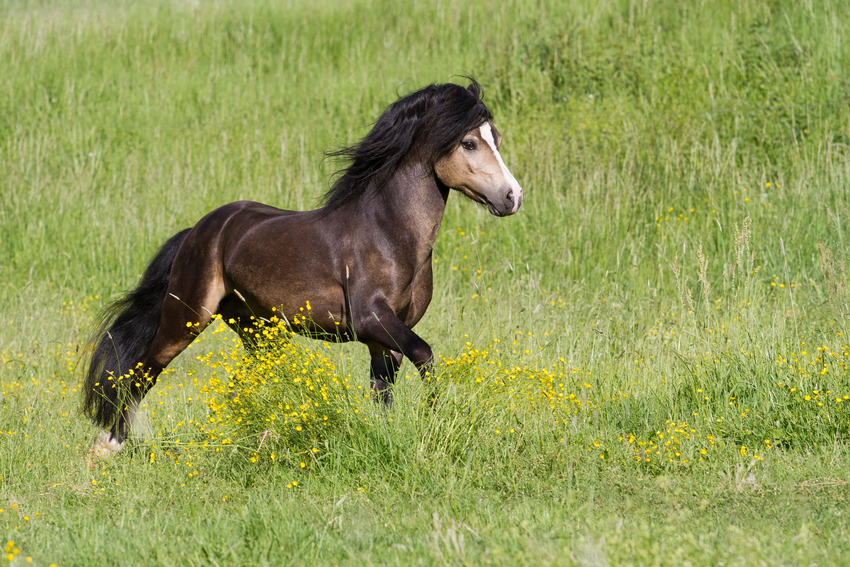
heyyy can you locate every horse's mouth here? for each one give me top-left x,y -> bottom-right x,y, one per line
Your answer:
486,194 -> 522,217
460,187 -> 518,217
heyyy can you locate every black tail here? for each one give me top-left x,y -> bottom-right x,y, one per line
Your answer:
82,228 -> 192,428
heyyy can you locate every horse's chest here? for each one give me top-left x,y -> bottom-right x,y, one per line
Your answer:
395,257 -> 434,327
354,233 -> 436,327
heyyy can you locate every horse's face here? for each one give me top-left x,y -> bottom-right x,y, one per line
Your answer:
434,121 -> 523,217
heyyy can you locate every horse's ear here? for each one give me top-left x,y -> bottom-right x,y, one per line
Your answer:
467,83 -> 476,93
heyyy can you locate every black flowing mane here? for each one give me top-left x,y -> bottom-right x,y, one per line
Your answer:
322,79 -> 492,212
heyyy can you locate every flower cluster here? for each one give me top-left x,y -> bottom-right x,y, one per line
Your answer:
625,420 -> 716,468
197,315 -> 367,458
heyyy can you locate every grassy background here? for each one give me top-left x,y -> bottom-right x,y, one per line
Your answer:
2,0 -> 850,564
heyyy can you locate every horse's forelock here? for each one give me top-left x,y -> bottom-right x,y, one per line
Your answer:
425,82 -> 492,161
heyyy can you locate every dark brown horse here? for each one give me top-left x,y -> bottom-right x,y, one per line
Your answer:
83,80 -> 522,458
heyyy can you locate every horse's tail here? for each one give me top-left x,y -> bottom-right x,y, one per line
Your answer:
82,228 -> 192,428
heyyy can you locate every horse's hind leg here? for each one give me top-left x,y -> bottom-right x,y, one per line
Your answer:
368,344 -> 403,406
108,285 -> 223,446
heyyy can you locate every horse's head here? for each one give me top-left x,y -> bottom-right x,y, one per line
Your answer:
322,80 -> 522,216
435,120 -> 523,217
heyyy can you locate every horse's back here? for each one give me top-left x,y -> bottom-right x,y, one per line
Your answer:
205,200 -> 301,223
188,200 -> 313,250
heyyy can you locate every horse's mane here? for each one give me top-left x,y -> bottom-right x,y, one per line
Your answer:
322,79 -> 492,212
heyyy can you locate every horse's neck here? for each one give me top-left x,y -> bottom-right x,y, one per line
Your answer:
356,161 -> 449,262
389,163 -> 449,242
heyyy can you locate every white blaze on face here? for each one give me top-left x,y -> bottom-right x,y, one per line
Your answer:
479,123 -> 523,214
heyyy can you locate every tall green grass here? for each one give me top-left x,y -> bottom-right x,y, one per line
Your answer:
1,0 -> 850,564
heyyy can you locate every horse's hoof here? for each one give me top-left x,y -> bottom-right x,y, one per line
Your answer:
85,431 -> 124,468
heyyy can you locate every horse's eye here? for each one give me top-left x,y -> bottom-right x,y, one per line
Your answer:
462,140 -> 476,151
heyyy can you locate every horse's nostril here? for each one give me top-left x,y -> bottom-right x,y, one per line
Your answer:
505,189 -> 514,203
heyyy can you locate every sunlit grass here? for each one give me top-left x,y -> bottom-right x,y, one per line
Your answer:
2,0 -> 850,563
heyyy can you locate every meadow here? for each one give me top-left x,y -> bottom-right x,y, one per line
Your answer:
1,0 -> 850,564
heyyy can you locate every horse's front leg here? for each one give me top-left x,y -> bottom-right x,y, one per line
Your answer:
357,304 -> 436,403
367,344 -> 403,406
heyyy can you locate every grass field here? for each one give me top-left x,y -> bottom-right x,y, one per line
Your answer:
2,0 -> 850,564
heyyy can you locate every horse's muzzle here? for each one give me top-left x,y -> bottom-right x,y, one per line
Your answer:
487,187 -> 523,216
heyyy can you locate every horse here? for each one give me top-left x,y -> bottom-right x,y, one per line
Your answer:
82,80 -> 523,458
